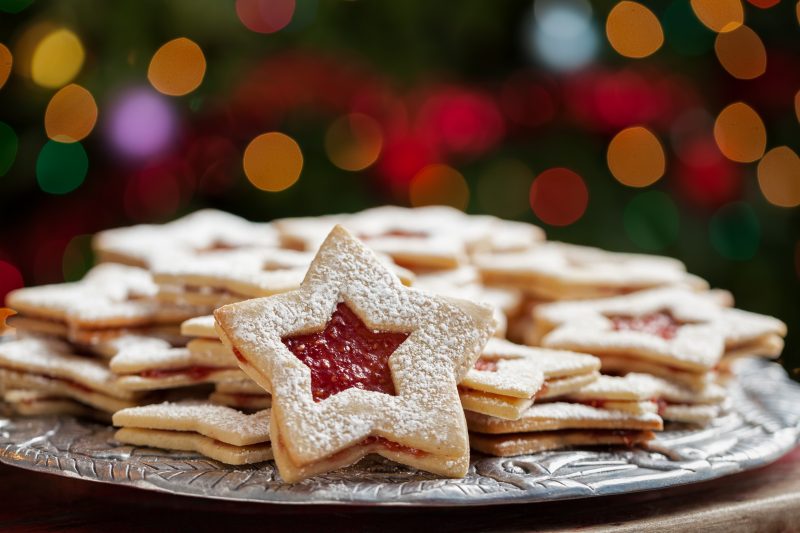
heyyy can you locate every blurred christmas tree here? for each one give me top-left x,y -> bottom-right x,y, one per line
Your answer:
0,0 -> 798,375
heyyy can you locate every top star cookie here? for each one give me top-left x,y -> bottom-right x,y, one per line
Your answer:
214,225 -> 497,482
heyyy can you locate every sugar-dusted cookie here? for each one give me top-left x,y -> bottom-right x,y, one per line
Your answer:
536,288 -> 786,375
458,338 -> 600,420
475,242 -> 706,300
210,378 -> 271,410
0,338 -> 144,413
180,315 -> 217,339
113,401 -> 272,465
93,209 -> 279,268
214,225 -> 497,481
5,264 -> 205,347
470,429 -> 657,457
111,341 -> 245,391
4,389 -> 107,420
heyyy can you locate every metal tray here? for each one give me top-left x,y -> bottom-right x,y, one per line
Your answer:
1,357 -> 798,507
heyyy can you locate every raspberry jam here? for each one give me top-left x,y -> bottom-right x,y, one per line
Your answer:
361,435 -> 427,457
360,230 -> 428,240
608,311 -> 682,340
282,303 -> 409,402
473,358 -> 499,372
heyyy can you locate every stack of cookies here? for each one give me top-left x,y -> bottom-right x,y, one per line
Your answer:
0,206 -> 788,482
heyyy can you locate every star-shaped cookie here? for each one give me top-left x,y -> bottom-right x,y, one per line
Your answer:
214,225 -> 496,481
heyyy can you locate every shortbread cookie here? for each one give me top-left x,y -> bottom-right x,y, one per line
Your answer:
465,401 -> 663,434
0,338 -> 144,413
113,402 -> 272,465
470,429 -> 656,457
458,338 -> 600,419
93,209 -> 279,268
214,225 -> 496,481
5,264 -> 205,349
0,308 -> 15,336
209,378 -> 271,409
475,242 -> 705,300
5,389 -> 105,419
111,344 -> 246,391
180,315 -> 217,339
536,288 -> 786,374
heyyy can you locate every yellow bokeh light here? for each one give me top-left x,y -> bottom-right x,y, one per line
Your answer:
409,164 -> 470,211
148,37 -> 206,97
757,146 -> 800,208
690,0 -> 744,33
714,25 -> 767,80
607,126 -> 665,188
45,84 -> 98,143
713,102 -> 766,163
243,132 -> 303,192
31,29 -> 84,89
605,1 -> 664,59
324,114 -> 383,171
0,43 -> 11,89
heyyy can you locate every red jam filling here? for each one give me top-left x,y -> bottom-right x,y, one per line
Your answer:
579,399 -> 608,409
232,347 -> 248,365
138,366 -> 224,381
281,303 -> 409,402
608,311 -> 682,340
361,435 -> 427,457
473,358 -> 499,372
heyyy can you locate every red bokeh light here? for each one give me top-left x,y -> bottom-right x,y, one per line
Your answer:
529,167 -> 589,226
236,0 -> 295,34
675,137 -> 742,209
0,260 -> 23,303
499,71 -> 558,130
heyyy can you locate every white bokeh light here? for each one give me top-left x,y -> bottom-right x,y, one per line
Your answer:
524,0 -> 599,72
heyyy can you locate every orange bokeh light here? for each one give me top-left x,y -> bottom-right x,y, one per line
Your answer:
714,25 -> 767,80
148,37 -> 206,96
44,84 -> 98,143
607,126 -> 666,188
0,43 -> 11,89
325,114 -> 383,172
757,146 -> 800,208
529,167 -> 589,226
713,102 -> 766,163
243,132 -> 303,192
409,164 -> 470,211
605,1 -> 664,59
690,0 -> 744,33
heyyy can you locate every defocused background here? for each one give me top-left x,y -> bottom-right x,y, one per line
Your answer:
0,0 -> 798,374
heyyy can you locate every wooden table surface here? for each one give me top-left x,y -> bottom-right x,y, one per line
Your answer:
2,446 -> 799,532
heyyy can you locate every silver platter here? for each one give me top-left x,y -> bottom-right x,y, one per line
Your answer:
1,357 -> 798,507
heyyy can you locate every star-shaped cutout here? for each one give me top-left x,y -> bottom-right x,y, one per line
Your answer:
214,225 -> 496,481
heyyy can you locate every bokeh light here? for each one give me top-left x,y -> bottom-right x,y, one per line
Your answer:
529,167 -> 589,226
324,113 -> 383,171
757,146 -> 800,208
713,102 -> 766,163
0,121 -> 18,176
36,140 -> 88,195
526,0 -> 599,72
663,0 -> 715,56
124,165 -> 182,221
747,0 -> 779,7
107,87 -> 178,159
243,132 -> 303,192
607,126 -> 665,188
44,84 -> 98,143
0,0 -> 33,13
409,164 -> 469,210
710,202 -> 760,260
675,135 -> 742,208
0,260 -> 23,303
236,0 -> 295,34
0,43 -> 11,89
605,1 -> 664,59
62,234 -> 93,282
476,159 -> 534,219
714,26 -> 767,80
30,28 -> 84,89
690,0 -> 744,33
148,37 -> 206,96
794,90 -> 800,124
624,191 -> 680,251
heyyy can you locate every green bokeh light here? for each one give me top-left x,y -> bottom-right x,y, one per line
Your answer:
36,140 -> 88,195
710,202 -> 760,261
0,121 -> 17,176
623,191 -> 679,252
62,234 -> 95,282
663,0 -> 715,56
0,0 -> 34,14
